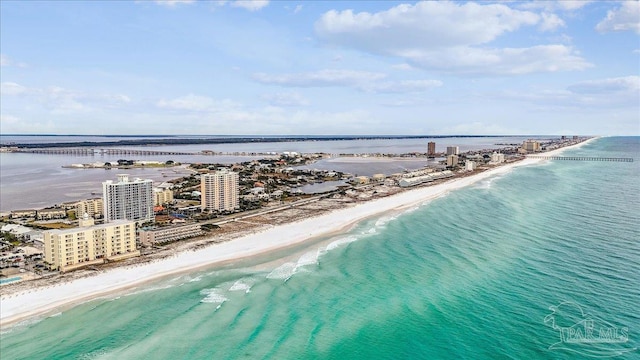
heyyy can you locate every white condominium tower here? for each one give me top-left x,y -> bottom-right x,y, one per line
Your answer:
201,170 -> 239,212
103,174 -> 154,223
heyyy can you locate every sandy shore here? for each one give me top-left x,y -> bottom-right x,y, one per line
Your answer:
0,139 -> 596,327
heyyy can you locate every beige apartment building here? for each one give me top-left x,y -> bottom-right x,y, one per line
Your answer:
76,198 -> 103,218
201,170 -> 239,212
446,154 -> 459,167
523,140 -> 541,152
43,215 -> 139,272
153,188 -> 174,206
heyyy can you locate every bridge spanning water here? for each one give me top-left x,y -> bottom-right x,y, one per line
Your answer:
526,155 -> 634,162
11,148 -> 279,157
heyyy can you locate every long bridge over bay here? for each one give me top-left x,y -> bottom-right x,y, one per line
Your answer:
8,148 -> 280,157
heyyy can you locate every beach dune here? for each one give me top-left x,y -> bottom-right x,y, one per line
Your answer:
0,139 -> 595,327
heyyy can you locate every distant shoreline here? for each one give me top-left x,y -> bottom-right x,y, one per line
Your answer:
1,134 -> 555,149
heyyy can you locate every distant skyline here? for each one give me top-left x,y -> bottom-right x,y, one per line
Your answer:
1,0 -> 639,135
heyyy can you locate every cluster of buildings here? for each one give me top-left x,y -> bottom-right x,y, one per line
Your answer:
39,170 -> 241,271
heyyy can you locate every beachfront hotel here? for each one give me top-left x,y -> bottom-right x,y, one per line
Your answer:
43,215 -> 139,272
103,174 -> 154,223
201,170 -> 239,212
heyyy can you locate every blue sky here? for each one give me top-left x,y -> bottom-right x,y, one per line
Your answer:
1,0 -> 638,135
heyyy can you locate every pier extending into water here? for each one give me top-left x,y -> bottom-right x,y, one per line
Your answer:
526,155 -> 634,162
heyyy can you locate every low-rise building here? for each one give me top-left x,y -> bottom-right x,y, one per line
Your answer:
37,208 -> 67,220
11,209 -> 37,219
43,215 -> 139,272
399,170 -> 453,187
138,223 -> 205,245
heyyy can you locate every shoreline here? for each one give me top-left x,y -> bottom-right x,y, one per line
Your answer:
0,138 -> 597,328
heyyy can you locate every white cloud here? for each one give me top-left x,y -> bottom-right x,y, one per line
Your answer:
1,82 -> 131,114
157,94 -> 240,112
316,2 -> 539,51
153,0 -> 195,7
539,13 -> 566,31
152,94 -> 375,134
315,1 -> 591,75
253,69 -> 387,87
596,1 -> 640,34
391,63 -> 414,71
253,69 -> 442,93
501,76 -> 640,109
567,76 -> 640,94
1,82 -> 28,95
519,1 -> 592,12
360,80 -> 442,93
437,121 -> 519,135
262,92 -> 310,107
231,0 -> 269,11
404,45 -> 591,75
294,4 -> 303,14
0,114 -> 56,133
0,54 -> 27,68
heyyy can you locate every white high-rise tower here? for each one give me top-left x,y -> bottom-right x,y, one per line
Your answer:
103,174 -> 154,223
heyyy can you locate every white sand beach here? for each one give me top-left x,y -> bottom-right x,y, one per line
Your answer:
0,139 -> 596,327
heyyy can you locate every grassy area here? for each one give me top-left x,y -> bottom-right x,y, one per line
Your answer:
33,222 -> 75,229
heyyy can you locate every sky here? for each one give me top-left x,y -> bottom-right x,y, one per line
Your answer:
0,0 -> 639,136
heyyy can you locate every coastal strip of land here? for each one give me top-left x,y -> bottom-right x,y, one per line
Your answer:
0,138 -> 596,327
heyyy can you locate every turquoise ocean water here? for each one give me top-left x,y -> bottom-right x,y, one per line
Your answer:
1,137 -> 638,359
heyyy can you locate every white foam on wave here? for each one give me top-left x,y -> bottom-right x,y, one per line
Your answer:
266,262 -> 297,281
229,278 -> 254,293
188,275 -> 203,283
296,250 -> 319,268
200,288 -> 228,305
326,235 -> 359,251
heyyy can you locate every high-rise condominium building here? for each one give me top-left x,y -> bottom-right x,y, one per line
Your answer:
446,154 -> 459,167
103,174 -> 154,223
446,146 -> 459,156
427,142 -> 436,156
201,170 -> 239,212
43,215 -> 139,272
